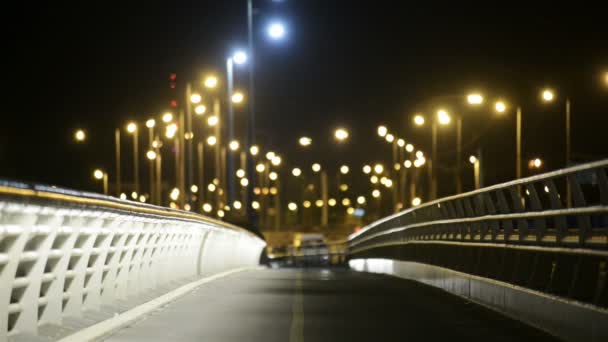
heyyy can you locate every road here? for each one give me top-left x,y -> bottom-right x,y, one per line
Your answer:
104,268 -> 557,342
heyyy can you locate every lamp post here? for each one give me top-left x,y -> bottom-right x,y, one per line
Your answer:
93,169 -> 108,195
226,51 -> 247,207
114,128 -> 121,196
126,122 -> 139,194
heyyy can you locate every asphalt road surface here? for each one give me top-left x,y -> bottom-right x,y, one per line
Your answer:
104,268 -> 557,342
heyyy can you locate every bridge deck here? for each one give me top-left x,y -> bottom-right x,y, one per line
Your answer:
104,268 -> 557,342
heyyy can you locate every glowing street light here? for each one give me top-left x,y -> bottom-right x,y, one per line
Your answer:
126,122 -> 137,133
405,143 -> 414,152
299,137 -> 312,146
334,128 -> 349,141
495,101 -> 506,113
466,93 -> 484,105
269,172 -> 278,181
207,116 -> 218,127
231,92 -> 244,104
204,76 -> 218,89
207,136 -> 217,146
202,203 -> 212,213
229,140 -> 240,151
385,134 -> 394,143
404,160 -> 412,168
93,169 -> 104,180
372,189 -> 381,198
530,158 -> 543,169
288,202 -> 298,211
469,155 -> 478,164
541,89 -> 555,102
195,105 -> 206,115
292,168 -> 302,177
190,93 -> 202,104
236,169 -> 246,178
374,164 -> 384,174
312,163 -> 321,173
271,156 -> 282,166
250,145 -> 259,156
340,165 -> 349,174
162,112 -> 173,123
146,119 -> 156,128
266,151 -> 276,161
377,125 -> 388,137
437,110 -> 451,125
232,51 -> 247,65
240,178 -> 249,187
363,165 -> 372,174
256,163 -> 266,173
146,150 -> 157,160
74,129 -> 86,142
397,139 -> 405,147
411,197 -> 422,206
413,115 -> 425,126
357,196 -> 366,205
268,22 -> 286,39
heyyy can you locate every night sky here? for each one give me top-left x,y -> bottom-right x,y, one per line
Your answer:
2,1 -> 607,199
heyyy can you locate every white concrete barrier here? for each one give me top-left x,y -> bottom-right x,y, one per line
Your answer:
0,183 -> 265,341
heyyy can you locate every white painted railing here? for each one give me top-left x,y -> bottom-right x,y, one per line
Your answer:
0,181 -> 265,341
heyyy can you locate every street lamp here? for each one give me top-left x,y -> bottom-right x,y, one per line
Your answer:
93,169 -> 108,195
413,115 -> 425,126
312,163 -> 321,173
231,92 -> 244,104
204,76 -> 218,89
195,105 -> 206,115
74,129 -> 86,142
374,164 -> 384,174
299,137 -> 312,146
411,197 -> 422,207
340,165 -> 349,175
377,125 -> 388,137
541,88 -> 555,102
126,122 -> 139,194
334,128 -> 349,141
207,136 -> 217,146
495,101 -> 507,113
466,93 -> 484,105
229,140 -> 240,151
469,155 -> 480,189
267,22 -> 286,40
292,168 -> 302,177
437,109 -> 451,125
529,158 -> 543,169
162,112 -> 173,123
190,93 -> 202,104
363,165 -> 372,174
207,116 -> 218,127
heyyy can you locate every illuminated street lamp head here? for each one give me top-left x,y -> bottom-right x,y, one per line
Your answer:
415,151 -> 424,159
269,172 -> 278,181
530,158 -> 543,169
374,164 -> 384,174
467,93 -> 484,105
231,92 -> 244,104
93,169 -> 104,180
146,150 -> 157,160
413,115 -> 425,126
195,105 -> 206,115
397,139 -> 405,147
256,163 -> 266,173
312,163 -> 321,173
267,22 -> 286,39
405,143 -> 414,152
363,165 -> 372,174
541,88 -> 555,102
340,165 -> 349,174
266,151 -> 276,161
495,101 -> 507,113
288,202 -> 298,211
146,119 -> 156,128
385,134 -> 394,143
357,196 -> 366,205
204,76 -> 218,89
162,112 -> 173,123
412,197 -> 422,207
404,160 -> 412,168
299,136 -> 312,147
437,110 -> 451,125
250,145 -> 259,156
206,136 -> 217,146
126,122 -> 137,133
232,51 -> 247,65
240,178 -> 249,187
469,155 -> 478,164
74,129 -> 86,142
292,167 -> 302,177
207,115 -> 218,127
236,169 -> 246,178
271,156 -> 282,166
372,189 -> 381,198
334,128 -> 349,141
229,140 -> 240,151
190,93 -> 202,104
377,125 -> 388,137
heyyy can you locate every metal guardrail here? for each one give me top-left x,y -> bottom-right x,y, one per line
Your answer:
0,180 -> 265,341
349,159 -> 608,253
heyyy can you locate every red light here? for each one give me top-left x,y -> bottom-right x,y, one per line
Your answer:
354,227 -> 361,233
170,100 -> 177,108
169,82 -> 176,89
169,73 -> 177,81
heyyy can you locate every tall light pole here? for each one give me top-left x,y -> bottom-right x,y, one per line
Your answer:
126,122 -> 139,194
93,169 -> 108,195
226,51 -> 247,207
114,129 -> 121,196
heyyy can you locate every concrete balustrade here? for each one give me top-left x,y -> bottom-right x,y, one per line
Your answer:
0,182 -> 265,341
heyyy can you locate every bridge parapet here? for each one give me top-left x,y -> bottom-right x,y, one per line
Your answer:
0,181 -> 265,341
349,160 -> 608,341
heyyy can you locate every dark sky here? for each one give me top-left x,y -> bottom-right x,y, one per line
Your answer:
2,1 -> 607,198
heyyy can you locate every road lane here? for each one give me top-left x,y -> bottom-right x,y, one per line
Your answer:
104,268 -> 557,341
